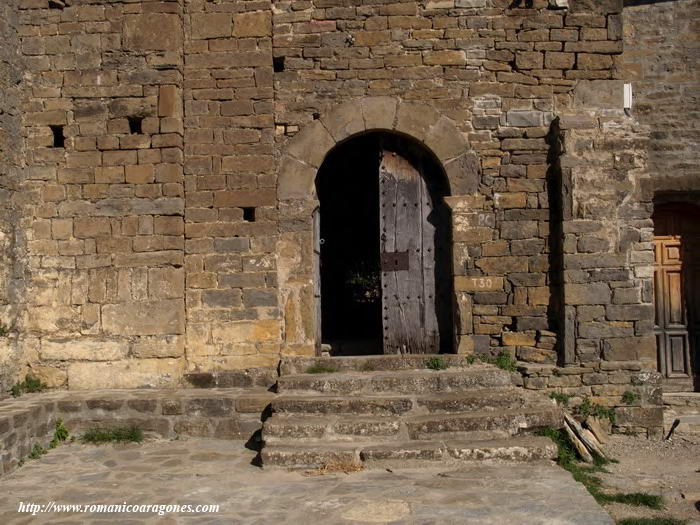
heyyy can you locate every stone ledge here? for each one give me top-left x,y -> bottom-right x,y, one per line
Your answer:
0,388 -> 276,477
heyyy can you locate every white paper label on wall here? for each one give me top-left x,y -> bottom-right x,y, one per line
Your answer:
624,83 -> 633,110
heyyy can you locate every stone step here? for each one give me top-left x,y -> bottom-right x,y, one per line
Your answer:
261,436 -> 557,469
271,388 -> 550,416
263,414 -> 405,443
361,436 -> 558,467
262,405 -> 560,444
277,368 -> 512,396
406,406 -> 562,440
272,395 -> 414,416
280,355 -> 492,376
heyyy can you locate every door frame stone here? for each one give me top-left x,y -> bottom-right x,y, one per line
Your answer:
276,97 -> 480,357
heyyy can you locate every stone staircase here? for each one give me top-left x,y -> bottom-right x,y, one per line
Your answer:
260,355 -> 563,469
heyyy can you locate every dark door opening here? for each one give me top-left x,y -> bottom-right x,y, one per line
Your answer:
653,202 -> 700,392
316,132 -> 453,356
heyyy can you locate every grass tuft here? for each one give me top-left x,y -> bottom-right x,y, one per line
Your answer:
576,397 -> 616,425
622,390 -> 639,405
475,350 -> 517,372
49,419 -> 70,449
28,443 -> 47,459
81,426 -> 143,444
305,365 -> 339,374
536,427 -> 662,510
359,361 -> 377,372
10,374 -> 47,398
549,392 -> 574,406
602,492 -> 664,509
617,519 -> 687,525
425,356 -> 448,371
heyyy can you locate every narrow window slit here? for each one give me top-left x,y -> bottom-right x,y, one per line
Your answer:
242,207 -> 256,222
48,0 -> 67,9
50,125 -> 65,148
273,56 -> 285,73
128,116 -> 143,135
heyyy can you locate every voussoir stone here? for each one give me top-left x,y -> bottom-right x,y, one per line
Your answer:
286,120 -> 336,168
361,96 -> 398,130
321,101 -> 366,142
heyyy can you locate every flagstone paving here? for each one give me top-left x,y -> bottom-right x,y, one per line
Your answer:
0,438 -> 613,524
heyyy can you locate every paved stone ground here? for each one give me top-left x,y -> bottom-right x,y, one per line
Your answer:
0,438 -> 613,525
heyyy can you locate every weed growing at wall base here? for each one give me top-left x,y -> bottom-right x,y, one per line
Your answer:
81,426 -> 143,444
305,365 -> 339,374
425,357 -> 448,370
622,391 -> 639,405
617,519 -> 687,525
10,375 -> 47,397
537,428 -> 663,510
49,419 -> 69,449
577,397 -> 616,425
549,392 -> 573,406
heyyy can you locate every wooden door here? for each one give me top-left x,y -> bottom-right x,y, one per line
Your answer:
653,204 -> 700,392
379,149 -> 440,354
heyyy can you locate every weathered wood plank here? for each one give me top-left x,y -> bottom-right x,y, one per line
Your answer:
379,149 -> 439,354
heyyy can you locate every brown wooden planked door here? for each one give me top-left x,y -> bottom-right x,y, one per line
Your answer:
653,204 -> 700,392
379,149 -> 440,354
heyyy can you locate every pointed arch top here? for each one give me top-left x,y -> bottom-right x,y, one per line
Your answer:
278,97 -> 479,201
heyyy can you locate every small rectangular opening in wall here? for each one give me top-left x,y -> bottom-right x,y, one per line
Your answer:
48,0 -> 67,9
49,125 -> 65,148
273,56 -> 285,73
242,207 -> 256,222
128,116 -> 143,135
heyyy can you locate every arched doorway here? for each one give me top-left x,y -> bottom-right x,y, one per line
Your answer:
653,201 -> 700,392
315,132 -> 453,356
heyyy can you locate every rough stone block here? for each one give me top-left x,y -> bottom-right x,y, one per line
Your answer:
191,13 -> 232,39
423,50 -> 466,66
132,335 -> 185,358
40,339 -> 128,362
515,51 -> 544,70
566,283 -> 611,305
124,14 -> 182,51
102,300 -> 185,336
502,332 -> 536,347
233,11 -> 271,37
67,358 -> 184,389
158,85 -> 182,118
211,320 -> 280,344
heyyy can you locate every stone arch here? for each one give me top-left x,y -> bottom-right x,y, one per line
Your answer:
277,97 -> 481,356
277,97 -> 478,202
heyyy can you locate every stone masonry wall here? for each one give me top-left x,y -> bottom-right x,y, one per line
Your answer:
273,0 -> 630,366
183,0 -> 281,372
0,0 -> 682,439
0,0 -> 29,395
622,0 -> 699,191
17,0 -> 186,389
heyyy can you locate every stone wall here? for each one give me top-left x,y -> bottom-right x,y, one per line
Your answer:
0,387 -> 274,476
183,0 -> 281,372
622,0 -> 699,190
17,0 -> 187,389
0,0 -> 690,437
0,0 -> 29,394
273,0 -> 630,366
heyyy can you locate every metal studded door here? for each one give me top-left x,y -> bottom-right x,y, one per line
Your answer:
379,149 -> 440,354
